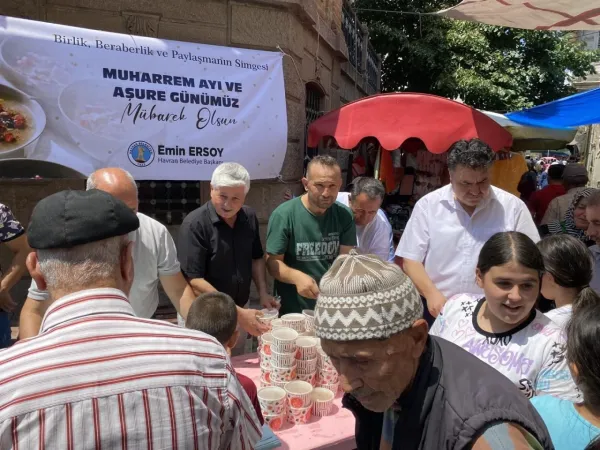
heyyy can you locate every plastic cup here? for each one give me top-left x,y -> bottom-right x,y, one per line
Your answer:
311,387 -> 335,416
284,380 -> 313,408
271,327 -> 299,353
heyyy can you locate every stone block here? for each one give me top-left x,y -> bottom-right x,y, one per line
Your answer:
279,141 -> 304,181
282,52 -> 304,101
286,97 -> 305,142
158,21 -> 227,46
46,6 -> 125,33
0,0 -> 40,20
231,4 -> 292,49
46,0 -> 227,25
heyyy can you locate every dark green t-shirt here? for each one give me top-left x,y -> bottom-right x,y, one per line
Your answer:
266,196 -> 356,314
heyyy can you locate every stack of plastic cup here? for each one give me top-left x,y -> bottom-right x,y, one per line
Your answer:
317,346 -> 339,395
295,336 -> 318,386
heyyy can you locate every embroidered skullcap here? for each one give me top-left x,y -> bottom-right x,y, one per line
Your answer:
314,250 -> 422,341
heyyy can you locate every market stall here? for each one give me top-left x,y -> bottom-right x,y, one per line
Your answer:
307,92 -> 513,240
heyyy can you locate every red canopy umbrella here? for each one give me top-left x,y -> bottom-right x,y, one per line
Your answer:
307,93 -> 513,153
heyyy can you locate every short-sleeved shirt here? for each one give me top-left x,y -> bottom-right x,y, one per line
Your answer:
236,371 -> 264,425
430,294 -> 579,402
528,184 -> 566,225
541,187 -> 587,225
545,305 -> 572,329
28,212 -> 181,318
266,196 -> 356,315
531,395 -> 600,450
0,203 -> 25,274
336,192 -> 395,262
395,185 -> 540,299
177,201 -> 264,307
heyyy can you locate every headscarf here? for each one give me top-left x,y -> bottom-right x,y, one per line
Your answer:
547,188 -> 597,241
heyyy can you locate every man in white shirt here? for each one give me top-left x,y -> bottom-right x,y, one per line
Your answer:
584,191 -> 600,292
396,139 -> 539,324
19,168 -> 197,338
336,177 -> 394,261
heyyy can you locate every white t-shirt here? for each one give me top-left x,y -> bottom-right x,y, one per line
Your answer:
545,305 -> 572,329
28,212 -> 181,318
396,185 -> 540,298
336,192 -> 395,262
430,294 -> 580,402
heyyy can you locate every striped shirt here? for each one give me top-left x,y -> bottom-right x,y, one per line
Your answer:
0,288 -> 262,450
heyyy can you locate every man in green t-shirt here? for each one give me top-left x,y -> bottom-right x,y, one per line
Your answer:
266,155 -> 356,315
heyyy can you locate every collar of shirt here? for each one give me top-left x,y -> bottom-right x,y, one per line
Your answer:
441,184 -> 498,216
40,288 -> 135,333
207,200 -> 248,226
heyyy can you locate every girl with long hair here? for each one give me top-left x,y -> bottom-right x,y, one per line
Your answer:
430,231 -> 578,401
532,299 -> 600,449
538,234 -> 600,328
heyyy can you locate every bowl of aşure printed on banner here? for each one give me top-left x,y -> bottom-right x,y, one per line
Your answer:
58,79 -> 166,164
0,83 -> 46,158
0,36 -> 75,105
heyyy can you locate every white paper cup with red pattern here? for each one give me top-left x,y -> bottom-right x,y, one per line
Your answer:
271,350 -> 296,368
271,379 -> 289,389
317,349 -> 336,371
318,368 -> 339,385
310,387 -> 334,416
319,381 -> 339,397
264,413 -> 285,431
260,333 -> 274,356
295,336 -> 318,361
271,327 -> 298,353
285,380 -> 313,408
287,404 -> 312,424
302,309 -> 315,331
281,313 -> 307,332
296,371 -> 318,386
270,318 -> 284,329
260,364 -> 272,382
259,350 -> 272,367
260,376 -> 272,388
296,357 -> 317,373
258,386 -> 287,416
271,363 -> 297,383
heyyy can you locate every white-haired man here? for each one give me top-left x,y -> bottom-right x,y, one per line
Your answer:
1,189 -> 261,448
177,163 -> 275,353
19,167 -> 197,338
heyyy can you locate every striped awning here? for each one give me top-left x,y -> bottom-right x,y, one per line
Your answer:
438,1 -> 600,31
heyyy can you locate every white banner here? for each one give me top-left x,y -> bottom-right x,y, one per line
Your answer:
0,16 -> 287,179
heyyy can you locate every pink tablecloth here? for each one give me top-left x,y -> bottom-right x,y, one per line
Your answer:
232,353 -> 356,450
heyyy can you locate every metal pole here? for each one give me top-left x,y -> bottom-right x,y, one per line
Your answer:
374,146 -> 382,180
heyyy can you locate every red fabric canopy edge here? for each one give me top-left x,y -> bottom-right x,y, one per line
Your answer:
307,93 -> 513,153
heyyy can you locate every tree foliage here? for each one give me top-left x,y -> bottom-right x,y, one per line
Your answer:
354,0 -> 599,111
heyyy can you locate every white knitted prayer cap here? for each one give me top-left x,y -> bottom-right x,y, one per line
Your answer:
314,250 -> 422,341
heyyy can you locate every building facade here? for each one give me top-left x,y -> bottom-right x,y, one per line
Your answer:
0,0 -> 381,314
573,32 -> 600,189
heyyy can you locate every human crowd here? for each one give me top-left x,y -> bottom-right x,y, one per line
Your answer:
0,138 -> 599,449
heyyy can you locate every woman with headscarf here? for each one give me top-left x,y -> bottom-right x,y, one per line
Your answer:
540,188 -> 598,247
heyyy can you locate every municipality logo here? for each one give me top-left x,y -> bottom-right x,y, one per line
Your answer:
128,141 -> 155,167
